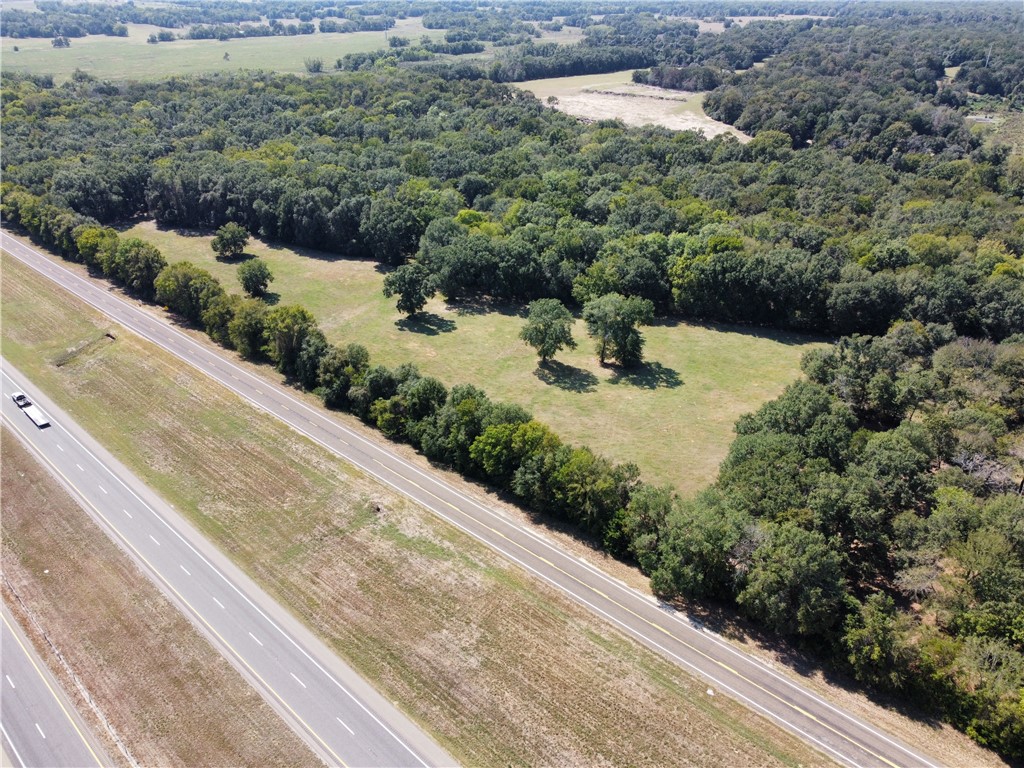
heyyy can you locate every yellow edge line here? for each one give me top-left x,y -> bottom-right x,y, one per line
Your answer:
3,418 -> 349,768
414,484 -> 901,768
1,612 -> 105,767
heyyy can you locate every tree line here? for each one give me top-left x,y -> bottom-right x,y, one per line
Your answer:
4,68 -> 1020,342
4,183 -> 1022,757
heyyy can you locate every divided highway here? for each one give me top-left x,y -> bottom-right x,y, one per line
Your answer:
3,232 -> 945,768
1,364 -> 453,768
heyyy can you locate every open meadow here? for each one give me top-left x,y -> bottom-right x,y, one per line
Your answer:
0,249 -> 827,767
124,221 -> 818,496
1,17 -> 441,82
517,70 -> 751,140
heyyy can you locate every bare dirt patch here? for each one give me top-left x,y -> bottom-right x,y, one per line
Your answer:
1,250 -> 824,767
518,70 -> 750,140
0,430 -> 320,768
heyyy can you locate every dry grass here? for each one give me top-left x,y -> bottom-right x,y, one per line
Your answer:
1,249 -> 826,767
0,430 -> 320,768
517,69 -> 751,140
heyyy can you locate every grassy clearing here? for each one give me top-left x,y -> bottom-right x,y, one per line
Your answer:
976,109 -> 1024,156
0,18 -> 439,82
0,430 -> 320,768
1,249 -> 825,767
517,69 -> 751,140
126,220 -> 817,495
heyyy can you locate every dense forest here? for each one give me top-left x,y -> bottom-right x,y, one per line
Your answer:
2,0 -> 1023,757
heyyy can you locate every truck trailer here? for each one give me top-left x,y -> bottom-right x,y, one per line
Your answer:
12,392 -> 51,428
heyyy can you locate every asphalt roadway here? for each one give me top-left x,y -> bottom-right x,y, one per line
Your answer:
1,363 -> 453,768
2,231 -> 947,768
0,605 -> 108,768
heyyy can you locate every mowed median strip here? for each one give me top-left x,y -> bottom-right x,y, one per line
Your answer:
0,249 -> 825,766
0,429 -> 321,768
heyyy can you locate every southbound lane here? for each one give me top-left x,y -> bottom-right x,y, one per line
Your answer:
0,606 -> 107,768
3,231 -> 945,768
1,363 -> 453,768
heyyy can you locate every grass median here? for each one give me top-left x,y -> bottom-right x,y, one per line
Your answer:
0,249 -> 826,765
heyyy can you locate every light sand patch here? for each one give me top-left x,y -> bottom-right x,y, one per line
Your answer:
518,70 -> 749,141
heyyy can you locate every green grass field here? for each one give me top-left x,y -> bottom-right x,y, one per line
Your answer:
125,221 -> 820,495
1,249 -> 825,768
1,18 -> 440,82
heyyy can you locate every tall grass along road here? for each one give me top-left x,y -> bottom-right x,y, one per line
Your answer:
2,230 -> 946,768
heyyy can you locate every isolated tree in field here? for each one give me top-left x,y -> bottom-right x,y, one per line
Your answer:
582,293 -> 654,367
237,258 -> 273,297
211,222 -> 249,259
520,298 -> 576,363
304,57 -> 323,73
382,262 -> 434,316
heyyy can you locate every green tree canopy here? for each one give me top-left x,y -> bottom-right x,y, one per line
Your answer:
262,305 -> 319,377
212,221 -> 250,259
101,237 -> 166,301
227,298 -> 268,359
519,298 -> 576,363
155,261 -> 225,323
735,523 -> 846,637
237,258 -> 273,297
582,292 -> 654,366
383,262 -> 434,316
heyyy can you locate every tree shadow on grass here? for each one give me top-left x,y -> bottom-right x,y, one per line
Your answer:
445,296 -> 528,319
396,312 -> 456,335
608,360 -> 682,390
260,291 -> 280,306
215,251 -> 255,264
534,360 -> 599,393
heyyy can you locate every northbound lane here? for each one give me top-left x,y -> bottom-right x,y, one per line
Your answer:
1,363 -> 453,768
3,232 -> 945,768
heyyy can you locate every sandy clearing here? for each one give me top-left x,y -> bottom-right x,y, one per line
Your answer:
518,70 -> 750,141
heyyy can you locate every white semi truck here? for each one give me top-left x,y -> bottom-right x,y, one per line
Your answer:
11,392 -> 51,428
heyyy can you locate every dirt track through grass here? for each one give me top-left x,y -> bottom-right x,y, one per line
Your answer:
0,249 -> 826,766
1,430 -> 320,768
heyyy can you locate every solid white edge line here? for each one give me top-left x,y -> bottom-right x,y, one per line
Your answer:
1,365 -> 432,768
0,721 -> 29,768
3,232 -> 940,768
